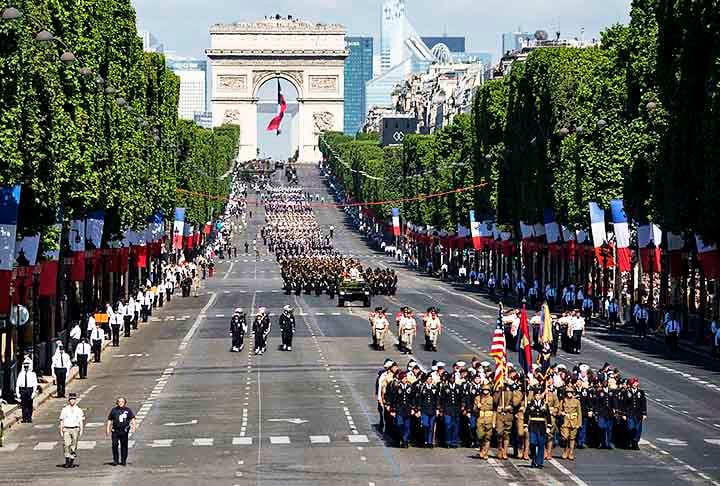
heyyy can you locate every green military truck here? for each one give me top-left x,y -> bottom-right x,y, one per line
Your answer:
338,279 -> 371,307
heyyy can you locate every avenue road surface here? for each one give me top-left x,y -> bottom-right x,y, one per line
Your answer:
0,166 -> 719,486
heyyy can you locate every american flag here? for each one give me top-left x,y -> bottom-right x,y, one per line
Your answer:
489,313 -> 507,389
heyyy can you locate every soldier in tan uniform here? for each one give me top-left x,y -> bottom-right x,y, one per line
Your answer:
473,384 -> 495,460
512,381 -> 529,459
493,382 -> 515,459
544,381 -> 561,459
560,387 -> 583,460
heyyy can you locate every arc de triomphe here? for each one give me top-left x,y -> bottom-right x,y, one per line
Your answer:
207,19 -> 347,163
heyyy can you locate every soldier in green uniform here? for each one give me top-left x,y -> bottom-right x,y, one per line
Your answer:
473,383 -> 495,460
544,380 -> 561,460
493,381 -> 515,459
560,386 -> 582,460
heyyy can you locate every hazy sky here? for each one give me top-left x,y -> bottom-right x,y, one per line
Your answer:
132,0 -> 631,59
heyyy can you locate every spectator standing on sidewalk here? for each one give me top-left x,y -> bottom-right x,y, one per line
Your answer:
665,314 -> 681,352
106,397 -> 136,466
59,393 -> 84,468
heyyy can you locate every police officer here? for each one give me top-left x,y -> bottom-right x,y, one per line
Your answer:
622,378 -> 647,450
253,307 -> 271,355
279,305 -> 296,351
74,337 -> 92,379
90,323 -> 104,363
473,383 -> 495,459
123,298 -> 133,337
230,308 -> 247,352
110,310 -> 122,347
525,386 -> 551,468
105,397 -> 136,466
51,342 -> 72,399
634,303 -> 649,338
15,357 -> 38,423
560,386 -> 582,460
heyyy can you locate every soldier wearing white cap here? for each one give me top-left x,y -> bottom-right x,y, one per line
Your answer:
230,308 -> 247,352
253,307 -> 271,355
279,305 -> 296,351
16,357 -> 38,422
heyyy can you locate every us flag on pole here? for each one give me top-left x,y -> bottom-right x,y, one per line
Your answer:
266,79 -> 287,135
489,312 -> 507,390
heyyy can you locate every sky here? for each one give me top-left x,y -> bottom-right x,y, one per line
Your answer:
132,0 -> 632,59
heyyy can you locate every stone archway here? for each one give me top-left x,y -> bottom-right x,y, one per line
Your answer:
207,18 -> 348,163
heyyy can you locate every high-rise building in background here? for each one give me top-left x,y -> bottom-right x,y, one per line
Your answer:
421,36 -> 465,53
166,58 -> 208,121
502,29 -> 534,55
344,37 -> 374,136
138,29 -> 164,53
366,0 -> 435,115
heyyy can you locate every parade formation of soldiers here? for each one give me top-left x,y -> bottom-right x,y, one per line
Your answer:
260,186 -> 398,298
376,357 -> 647,468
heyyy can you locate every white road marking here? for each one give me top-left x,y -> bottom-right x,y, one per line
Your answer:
149,439 -> 173,448
310,435 -> 331,444
704,438 -> 720,446
656,438 -> 688,446
549,459 -> 590,486
193,438 -> 214,446
179,292 -> 217,351
269,436 -> 291,444
348,435 -> 369,443
77,441 -> 96,450
34,442 -> 57,450
33,424 -> 54,429
233,437 -> 253,445
223,261 -> 235,280
0,444 -> 19,451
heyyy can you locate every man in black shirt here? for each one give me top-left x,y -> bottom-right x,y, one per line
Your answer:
106,397 -> 136,466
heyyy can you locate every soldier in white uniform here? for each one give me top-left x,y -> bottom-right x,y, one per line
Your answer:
15,357 -> 38,423
51,343 -> 72,398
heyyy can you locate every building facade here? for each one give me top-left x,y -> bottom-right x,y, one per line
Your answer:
138,29 -> 164,53
344,37 -> 373,136
502,30 -> 534,55
421,36 -> 465,53
166,58 -> 208,121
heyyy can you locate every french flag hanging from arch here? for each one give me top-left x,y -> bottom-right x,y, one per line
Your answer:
266,79 -> 287,135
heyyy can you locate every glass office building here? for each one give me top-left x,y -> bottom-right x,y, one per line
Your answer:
344,37 -> 374,136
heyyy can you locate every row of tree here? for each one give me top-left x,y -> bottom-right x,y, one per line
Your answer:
0,0 -> 238,254
322,0 -> 720,246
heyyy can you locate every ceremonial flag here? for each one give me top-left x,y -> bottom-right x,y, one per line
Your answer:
172,208 -> 185,250
667,232 -> 684,277
695,235 -> 720,279
589,202 -> 614,268
543,208 -> 560,245
540,302 -> 553,345
0,184 -> 22,271
610,199 -> 631,272
469,210 -> 482,250
488,313 -> 507,390
14,233 -> 40,267
0,184 -> 21,313
40,208 -> 62,297
135,229 -> 148,269
86,210 -> 105,249
147,210 -> 164,257
266,79 -> 287,135
391,208 -> 400,237
638,224 -> 662,273
69,219 -> 86,281
184,224 -> 194,249
517,304 -> 532,374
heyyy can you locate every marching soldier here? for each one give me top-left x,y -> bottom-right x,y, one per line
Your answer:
415,373 -> 438,448
74,337 -> 91,379
370,308 -> 389,351
423,307 -> 442,352
621,378 -> 647,450
493,380 -> 515,459
560,386 -> 582,460
512,378 -> 529,459
279,305 -> 296,351
376,360 -> 397,436
110,310 -> 122,347
473,383 -> 495,459
90,323 -> 104,363
397,307 -> 417,354
440,373 -> 462,448
253,307 -> 272,355
389,371 -> 414,448
525,385 -> 551,468
59,393 -> 84,468
229,308 -> 247,352
463,372 -> 484,448
544,381 -> 561,459
51,342 -> 72,399
595,381 -> 617,449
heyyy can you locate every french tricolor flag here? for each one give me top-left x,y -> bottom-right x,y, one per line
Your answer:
696,234 -> 719,279
69,218 -> 86,281
638,224 -> 662,273
469,210 -> 481,250
610,199 -> 632,272
172,208 -> 185,250
589,201 -> 614,268
0,185 -> 21,314
266,79 -> 287,135
391,208 -> 400,237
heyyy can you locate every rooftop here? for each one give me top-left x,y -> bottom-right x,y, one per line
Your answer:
210,17 -> 345,34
